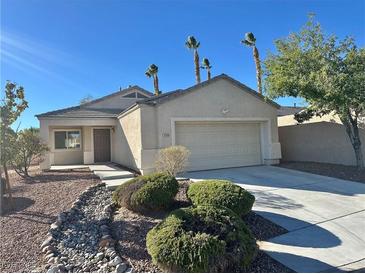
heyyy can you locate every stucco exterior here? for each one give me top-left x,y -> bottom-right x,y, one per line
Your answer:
114,107 -> 142,170
130,78 -> 281,173
38,74 -> 282,173
39,118 -> 116,169
278,114 -> 365,166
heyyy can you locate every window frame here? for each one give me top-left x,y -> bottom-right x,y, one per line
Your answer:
54,129 -> 82,151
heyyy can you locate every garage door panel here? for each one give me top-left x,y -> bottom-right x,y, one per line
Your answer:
175,122 -> 262,171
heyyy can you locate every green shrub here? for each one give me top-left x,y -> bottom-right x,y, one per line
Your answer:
146,205 -> 257,272
112,177 -> 145,208
187,180 -> 255,216
112,173 -> 179,212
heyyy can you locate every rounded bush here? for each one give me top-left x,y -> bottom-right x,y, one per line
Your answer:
112,177 -> 144,208
112,173 -> 179,212
187,180 -> 255,216
146,205 -> 257,272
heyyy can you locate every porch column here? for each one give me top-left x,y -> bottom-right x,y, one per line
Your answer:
83,126 -> 94,164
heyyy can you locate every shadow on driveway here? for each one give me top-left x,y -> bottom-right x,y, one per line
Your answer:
256,211 -> 341,248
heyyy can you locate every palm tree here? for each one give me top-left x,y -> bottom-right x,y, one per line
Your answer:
145,64 -> 160,95
201,58 -> 212,80
185,36 -> 201,84
241,32 -> 262,94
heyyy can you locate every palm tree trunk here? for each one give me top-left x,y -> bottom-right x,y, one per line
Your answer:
253,46 -> 262,94
194,50 -> 201,84
154,75 -> 160,95
207,69 -> 211,80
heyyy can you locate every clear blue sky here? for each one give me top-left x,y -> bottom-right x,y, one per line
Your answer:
1,0 -> 365,129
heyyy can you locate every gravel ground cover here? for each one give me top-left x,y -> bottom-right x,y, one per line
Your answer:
0,166 -> 98,272
278,161 -> 365,184
111,180 -> 294,273
43,184 -> 127,273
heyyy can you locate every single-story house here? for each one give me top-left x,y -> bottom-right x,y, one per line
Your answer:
278,112 -> 365,166
37,74 -> 282,174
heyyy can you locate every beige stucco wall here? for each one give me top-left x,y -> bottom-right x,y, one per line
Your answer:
39,79 -> 281,173
39,118 -> 116,169
138,79 -> 281,174
279,121 -> 365,166
113,107 -> 142,170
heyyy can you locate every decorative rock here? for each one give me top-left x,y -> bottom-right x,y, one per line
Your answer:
96,252 -> 104,261
45,253 -> 55,260
65,264 -> 73,271
41,185 -> 115,273
57,213 -> 66,223
41,236 -> 53,249
99,238 -> 114,249
115,263 -> 127,273
100,225 -> 109,231
57,264 -> 66,272
109,256 -> 122,267
47,265 -> 60,273
45,250 -> 54,256
50,223 -> 59,230
42,245 -> 55,254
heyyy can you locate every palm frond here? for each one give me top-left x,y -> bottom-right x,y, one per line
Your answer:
201,57 -> 212,68
241,39 -> 253,46
186,35 -> 200,49
150,64 -> 159,73
146,64 -> 158,77
245,32 -> 256,44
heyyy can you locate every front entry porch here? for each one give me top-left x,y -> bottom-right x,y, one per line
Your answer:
49,163 -> 136,189
40,120 -> 116,169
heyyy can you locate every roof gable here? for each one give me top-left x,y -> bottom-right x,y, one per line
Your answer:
136,74 -> 280,109
36,85 -> 152,118
137,74 -> 280,109
82,86 -> 153,108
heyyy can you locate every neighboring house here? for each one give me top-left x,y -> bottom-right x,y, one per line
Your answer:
277,106 -> 305,117
278,113 -> 365,166
37,74 -> 282,174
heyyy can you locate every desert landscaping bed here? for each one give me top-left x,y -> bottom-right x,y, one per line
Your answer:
111,180 -> 294,273
0,166 -> 99,272
278,161 -> 365,184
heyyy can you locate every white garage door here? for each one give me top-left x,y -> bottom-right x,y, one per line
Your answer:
175,121 -> 262,171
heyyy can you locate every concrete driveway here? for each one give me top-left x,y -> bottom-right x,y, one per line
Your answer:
186,166 -> 365,272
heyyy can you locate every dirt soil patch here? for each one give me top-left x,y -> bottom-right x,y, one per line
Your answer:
111,180 -> 294,273
278,161 -> 365,184
0,166 -> 99,272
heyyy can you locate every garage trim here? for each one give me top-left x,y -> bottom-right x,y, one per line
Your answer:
171,117 -> 272,166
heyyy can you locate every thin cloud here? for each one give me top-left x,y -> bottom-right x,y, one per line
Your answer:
1,31 -> 73,67
0,31 -> 88,91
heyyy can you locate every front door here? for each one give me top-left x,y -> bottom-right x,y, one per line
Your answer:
93,129 -> 111,162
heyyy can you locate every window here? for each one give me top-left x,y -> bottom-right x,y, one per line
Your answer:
55,130 -> 81,149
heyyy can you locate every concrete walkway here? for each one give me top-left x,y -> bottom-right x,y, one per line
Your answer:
50,163 -> 135,189
186,166 -> 365,272
89,164 -> 135,189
